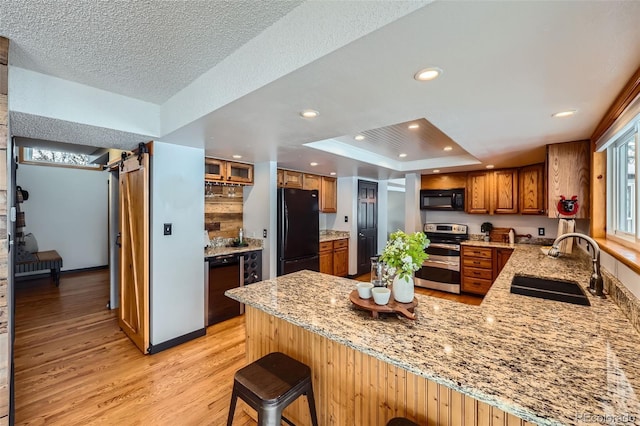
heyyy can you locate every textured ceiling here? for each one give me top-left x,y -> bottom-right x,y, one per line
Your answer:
0,0 -> 302,103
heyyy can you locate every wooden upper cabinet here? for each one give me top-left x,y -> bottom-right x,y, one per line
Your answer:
421,172 -> 467,190
303,173 -> 321,191
519,163 -> 545,215
282,170 -> 303,188
320,176 -> 337,213
493,169 -> 518,214
205,158 -> 225,181
466,172 -> 491,214
205,158 -> 254,184
226,161 -> 253,184
547,141 -> 590,219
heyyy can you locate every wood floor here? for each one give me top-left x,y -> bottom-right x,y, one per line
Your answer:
353,273 -> 483,306
14,270 -> 255,425
14,270 -> 481,425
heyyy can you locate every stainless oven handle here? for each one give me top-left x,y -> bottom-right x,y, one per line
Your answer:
423,259 -> 460,272
428,243 -> 461,250
425,254 -> 460,264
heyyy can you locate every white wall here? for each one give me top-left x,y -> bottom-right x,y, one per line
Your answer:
387,190 -> 405,236
243,161 -> 277,279
10,67 -> 160,137
377,180 -> 388,254
404,173 -> 422,233
16,163 -> 109,271
150,141 -> 204,345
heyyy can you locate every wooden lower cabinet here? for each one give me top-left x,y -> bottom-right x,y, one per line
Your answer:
245,307 -> 533,426
319,239 -> 349,277
333,239 -> 349,277
462,246 -> 513,295
319,241 -> 333,275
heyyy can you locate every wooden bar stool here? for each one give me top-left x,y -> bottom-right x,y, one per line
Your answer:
227,352 -> 318,426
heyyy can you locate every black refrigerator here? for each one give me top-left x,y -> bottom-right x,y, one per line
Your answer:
277,188 -> 320,276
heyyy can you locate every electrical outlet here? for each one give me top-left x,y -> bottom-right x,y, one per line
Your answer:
538,227 -> 545,236
344,216 -> 349,223
263,229 -> 267,238
164,223 -> 172,235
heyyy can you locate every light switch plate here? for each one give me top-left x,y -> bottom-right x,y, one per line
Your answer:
164,223 -> 172,235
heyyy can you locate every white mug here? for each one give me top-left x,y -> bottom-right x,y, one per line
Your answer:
356,282 -> 373,299
372,287 -> 391,305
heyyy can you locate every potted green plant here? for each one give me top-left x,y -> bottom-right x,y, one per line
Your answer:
379,230 -> 429,303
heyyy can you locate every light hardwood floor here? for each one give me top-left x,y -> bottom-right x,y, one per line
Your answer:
14,270 -> 255,425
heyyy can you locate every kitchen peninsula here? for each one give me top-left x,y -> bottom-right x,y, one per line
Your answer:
226,245 -> 640,426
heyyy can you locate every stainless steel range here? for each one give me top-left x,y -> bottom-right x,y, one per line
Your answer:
414,223 -> 468,294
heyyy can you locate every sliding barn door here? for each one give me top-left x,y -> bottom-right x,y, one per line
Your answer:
118,154 -> 150,354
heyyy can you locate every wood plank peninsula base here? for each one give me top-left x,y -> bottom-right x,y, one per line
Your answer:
244,306 -> 533,426
228,259 -> 640,426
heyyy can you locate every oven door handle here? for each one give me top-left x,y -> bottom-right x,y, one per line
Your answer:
422,259 -> 460,272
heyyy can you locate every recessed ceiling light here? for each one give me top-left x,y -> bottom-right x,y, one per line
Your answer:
232,154 -> 242,159
443,146 -> 453,151
433,169 -> 440,173
330,172 -> 336,176
486,164 -> 494,169
399,153 -> 407,158
300,109 -> 320,119
310,162 -> 318,166
414,67 -> 443,81
354,134 -> 365,141
552,109 -> 577,118
408,124 -> 419,130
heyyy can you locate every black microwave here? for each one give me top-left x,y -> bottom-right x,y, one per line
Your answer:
420,188 -> 465,211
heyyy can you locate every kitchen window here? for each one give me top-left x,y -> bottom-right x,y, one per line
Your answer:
19,147 -> 102,170
607,119 -> 639,248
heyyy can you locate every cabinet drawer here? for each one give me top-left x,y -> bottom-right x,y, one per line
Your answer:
462,257 -> 493,269
462,276 -> 492,295
319,241 -> 334,253
333,239 -> 348,249
462,246 -> 492,258
463,267 -> 492,280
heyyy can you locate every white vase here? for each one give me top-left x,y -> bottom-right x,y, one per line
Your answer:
392,274 -> 414,303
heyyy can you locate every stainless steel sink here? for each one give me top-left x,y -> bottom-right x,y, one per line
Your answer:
510,274 -> 590,306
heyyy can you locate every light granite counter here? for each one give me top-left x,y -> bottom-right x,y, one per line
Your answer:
227,245 -> 640,425
204,238 -> 262,258
319,229 -> 350,242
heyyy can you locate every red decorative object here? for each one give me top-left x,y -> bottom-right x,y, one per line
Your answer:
557,195 -> 579,216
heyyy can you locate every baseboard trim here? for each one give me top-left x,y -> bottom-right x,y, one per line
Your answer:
15,264 -> 109,281
148,328 -> 206,354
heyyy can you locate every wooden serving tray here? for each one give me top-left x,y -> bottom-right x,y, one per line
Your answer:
349,290 -> 418,320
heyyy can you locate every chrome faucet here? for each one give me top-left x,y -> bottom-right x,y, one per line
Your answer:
548,233 -> 605,298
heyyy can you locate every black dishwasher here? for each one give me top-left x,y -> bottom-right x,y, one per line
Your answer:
206,254 -> 243,326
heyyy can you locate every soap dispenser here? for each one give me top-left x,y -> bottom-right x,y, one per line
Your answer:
508,229 -> 515,244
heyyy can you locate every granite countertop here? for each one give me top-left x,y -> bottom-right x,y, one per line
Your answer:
226,246 -> 640,425
462,240 -> 518,249
319,230 -> 350,242
204,239 -> 262,258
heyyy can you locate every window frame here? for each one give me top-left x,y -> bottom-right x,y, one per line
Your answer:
606,120 -> 639,249
18,146 -> 104,171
